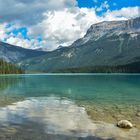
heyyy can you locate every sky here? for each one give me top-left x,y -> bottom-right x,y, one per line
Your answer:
0,0 -> 140,51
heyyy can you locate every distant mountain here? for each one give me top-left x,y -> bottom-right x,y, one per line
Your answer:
21,17 -> 140,73
35,47 -> 49,52
0,42 -> 46,63
57,45 -> 67,49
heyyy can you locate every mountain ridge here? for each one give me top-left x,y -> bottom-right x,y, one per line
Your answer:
21,17 -> 140,73
0,41 -> 47,63
0,17 -> 140,73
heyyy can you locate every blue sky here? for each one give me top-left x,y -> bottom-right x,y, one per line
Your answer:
0,0 -> 140,50
78,0 -> 140,15
77,0 -> 140,9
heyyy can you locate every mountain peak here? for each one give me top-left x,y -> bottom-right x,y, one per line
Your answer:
0,17 -> 140,73
70,17 -> 140,48
86,17 -> 140,37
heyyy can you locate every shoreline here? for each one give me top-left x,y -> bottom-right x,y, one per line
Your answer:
0,73 -> 140,77
0,97 -> 140,139
78,102 -> 140,131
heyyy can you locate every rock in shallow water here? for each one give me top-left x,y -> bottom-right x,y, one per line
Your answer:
136,112 -> 140,117
117,120 -> 133,129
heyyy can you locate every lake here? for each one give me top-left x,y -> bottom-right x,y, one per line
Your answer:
0,74 -> 140,140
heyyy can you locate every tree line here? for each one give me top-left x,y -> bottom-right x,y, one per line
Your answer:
55,62 -> 140,73
0,59 -> 24,74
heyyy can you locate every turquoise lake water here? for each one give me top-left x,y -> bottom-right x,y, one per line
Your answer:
0,74 -> 140,140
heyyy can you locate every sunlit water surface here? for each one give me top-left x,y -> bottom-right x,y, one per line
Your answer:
0,74 -> 140,140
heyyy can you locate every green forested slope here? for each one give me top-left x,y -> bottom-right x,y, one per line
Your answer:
0,59 -> 24,74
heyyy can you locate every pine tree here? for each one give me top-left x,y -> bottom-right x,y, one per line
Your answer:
0,59 -> 24,74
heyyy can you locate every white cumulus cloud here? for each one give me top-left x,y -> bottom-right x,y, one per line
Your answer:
0,0 -> 140,51
29,8 -> 100,50
96,1 -> 110,12
6,36 -> 46,49
104,6 -> 140,20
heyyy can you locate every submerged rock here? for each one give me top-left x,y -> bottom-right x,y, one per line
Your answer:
136,112 -> 140,117
117,120 -> 133,129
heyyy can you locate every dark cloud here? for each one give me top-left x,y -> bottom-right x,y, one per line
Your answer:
0,0 -> 77,25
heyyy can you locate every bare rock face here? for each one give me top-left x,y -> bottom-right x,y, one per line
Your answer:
117,120 -> 133,129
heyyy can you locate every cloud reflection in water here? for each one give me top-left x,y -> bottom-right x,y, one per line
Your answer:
0,97 -> 139,140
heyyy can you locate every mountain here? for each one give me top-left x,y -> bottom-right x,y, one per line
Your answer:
35,47 -> 49,52
21,17 -> 140,73
0,42 -> 46,63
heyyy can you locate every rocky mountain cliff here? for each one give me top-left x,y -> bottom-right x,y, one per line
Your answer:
0,17 -> 140,73
21,17 -> 140,73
